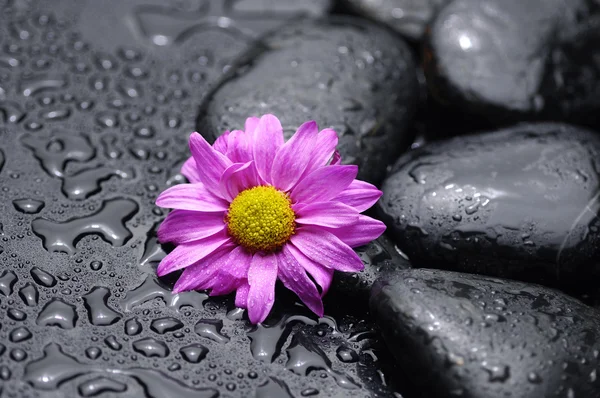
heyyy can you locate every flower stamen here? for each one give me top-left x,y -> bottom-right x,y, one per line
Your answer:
226,186 -> 295,253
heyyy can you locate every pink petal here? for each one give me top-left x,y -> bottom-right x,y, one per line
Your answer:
208,275 -> 241,296
295,202 -> 359,229
181,157 -> 201,183
181,245 -> 252,292
156,183 -> 229,212
235,282 -> 250,308
277,246 -> 324,317
323,215 -> 386,248
290,227 -> 364,272
157,231 -> 233,276
157,210 -> 225,244
172,246 -> 234,292
330,150 -> 341,165
291,165 -> 358,204
247,253 -> 278,324
213,131 -> 231,154
333,180 -> 382,212
244,117 -> 260,135
219,161 -> 259,202
189,132 -> 232,198
270,120 -> 318,191
252,114 -> 284,184
302,128 -> 338,177
286,244 -> 334,296
226,129 -> 253,164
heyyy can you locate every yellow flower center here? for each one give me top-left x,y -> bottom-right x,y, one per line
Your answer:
226,185 -> 296,253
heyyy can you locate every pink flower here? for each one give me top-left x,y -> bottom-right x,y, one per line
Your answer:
155,114 -> 385,324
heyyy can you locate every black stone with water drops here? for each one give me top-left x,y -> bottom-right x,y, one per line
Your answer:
197,16 -> 418,184
423,0 -> 600,128
0,2 -> 407,396
378,123 -> 600,291
339,0 -> 452,41
370,268 -> 600,398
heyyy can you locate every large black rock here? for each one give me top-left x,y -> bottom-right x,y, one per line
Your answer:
378,123 -> 600,290
424,0 -> 600,127
197,16 -> 419,184
340,0 -> 451,41
370,268 -> 600,398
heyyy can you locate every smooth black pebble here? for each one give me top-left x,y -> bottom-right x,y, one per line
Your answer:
424,0 -> 600,127
378,123 -> 600,290
370,268 -> 600,398
197,16 -> 418,184
340,0 -> 451,40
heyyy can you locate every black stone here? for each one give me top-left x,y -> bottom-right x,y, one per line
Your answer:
197,16 -> 418,184
378,123 -> 600,290
370,268 -> 600,398
340,0 -> 451,41
424,0 -> 600,128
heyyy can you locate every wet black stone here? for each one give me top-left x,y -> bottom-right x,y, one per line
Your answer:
379,123 -> 600,290
424,0 -> 600,127
197,16 -> 418,184
340,0 -> 450,40
370,268 -> 600,398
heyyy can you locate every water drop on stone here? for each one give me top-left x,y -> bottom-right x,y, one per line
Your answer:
13,198 -> 45,214
180,343 -> 209,364
37,298 -> 77,328
30,266 -> 56,287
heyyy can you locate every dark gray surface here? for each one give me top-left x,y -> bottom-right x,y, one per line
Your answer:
0,1 -> 406,397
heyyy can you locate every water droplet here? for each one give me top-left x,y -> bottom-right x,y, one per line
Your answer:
9,326 -> 32,342
336,346 -> 359,363
134,125 -> 155,139
301,387 -> 320,396
37,298 -> 77,328
90,260 -> 103,271
20,75 -> 67,96
30,266 -> 56,287
95,111 -> 119,128
150,317 -> 183,334
32,198 -> 138,254
132,337 -> 169,358
21,132 -> 94,178
78,377 -> 127,397
85,347 -> 101,360
180,344 -> 209,364
0,270 -> 17,296
194,319 -> 230,344
527,372 -> 542,384
482,361 -> 510,382
41,108 -> 71,121
7,308 -> 26,321
13,198 -> 45,214
285,333 -> 359,389
0,365 -> 11,380
19,283 -> 38,306
125,317 -> 142,336
61,166 -> 134,200
104,335 -> 122,351
83,286 -> 122,326
24,343 -> 217,397
120,275 -> 206,312
10,348 -> 27,361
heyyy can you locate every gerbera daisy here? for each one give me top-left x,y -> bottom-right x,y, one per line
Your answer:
155,114 -> 385,324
